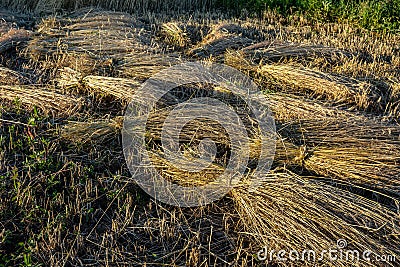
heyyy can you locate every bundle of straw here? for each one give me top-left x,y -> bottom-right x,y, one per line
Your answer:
259,64 -> 379,110
225,50 -> 382,112
189,23 -> 254,58
0,28 -> 31,53
26,10 -> 159,75
33,10 -> 155,55
82,76 -> 141,102
114,52 -> 183,80
56,52 -> 182,89
267,139 -> 400,196
241,41 -> 349,62
266,94 -> 400,147
232,170 -> 400,267
0,85 -> 82,115
161,22 -> 190,49
302,147 -> 400,193
56,67 -> 147,101
61,116 -> 123,144
262,94 -> 400,195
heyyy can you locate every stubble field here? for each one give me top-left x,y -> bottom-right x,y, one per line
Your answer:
0,4 -> 400,267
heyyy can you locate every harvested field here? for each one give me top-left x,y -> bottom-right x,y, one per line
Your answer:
1,6 -> 400,267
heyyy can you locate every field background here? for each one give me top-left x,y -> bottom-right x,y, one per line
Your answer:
2,0 -> 400,31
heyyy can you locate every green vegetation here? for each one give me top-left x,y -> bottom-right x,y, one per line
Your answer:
219,0 -> 400,31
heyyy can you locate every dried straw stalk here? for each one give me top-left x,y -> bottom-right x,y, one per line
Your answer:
115,53 -> 183,80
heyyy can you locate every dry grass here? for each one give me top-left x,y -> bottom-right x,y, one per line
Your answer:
1,6 -> 400,267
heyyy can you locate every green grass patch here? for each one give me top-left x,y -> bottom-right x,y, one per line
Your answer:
218,0 -> 400,32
